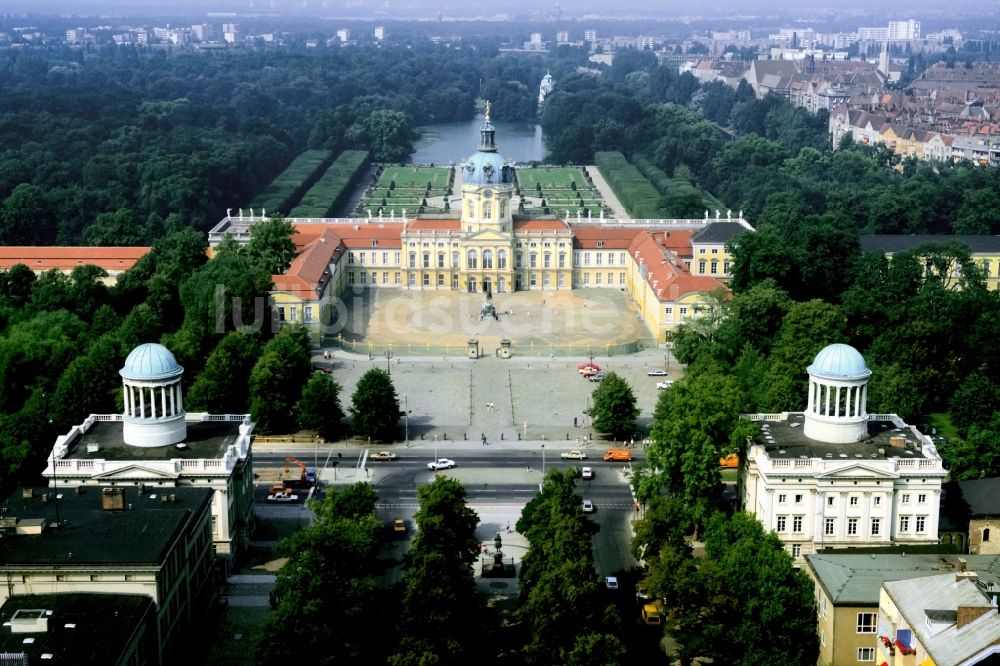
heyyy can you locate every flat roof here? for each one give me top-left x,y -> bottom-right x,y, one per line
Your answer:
753,415 -> 930,461
0,486 -> 212,567
806,553 -> 1000,606
0,593 -> 155,665
68,419 -> 244,462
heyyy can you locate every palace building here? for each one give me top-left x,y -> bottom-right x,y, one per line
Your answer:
208,107 -> 754,341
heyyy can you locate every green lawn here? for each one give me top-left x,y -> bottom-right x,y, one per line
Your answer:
517,166 -> 589,190
927,413 -> 959,439
377,165 -> 450,190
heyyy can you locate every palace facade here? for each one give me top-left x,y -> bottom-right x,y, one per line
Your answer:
208,109 -> 754,341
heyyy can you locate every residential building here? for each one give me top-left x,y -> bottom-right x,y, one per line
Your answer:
0,246 -> 151,285
744,59 -> 799,98
337,28 -> 350,42
0,594 -> 157,666
741,343 -> 947,563
374,26 -> 385,41
0,485 -> 215,665
43,343 -> 255,575
879,570 -> 1000,664
887,19 -> 921,42
940,478 -> 1000,554
806,553 -> 1000,666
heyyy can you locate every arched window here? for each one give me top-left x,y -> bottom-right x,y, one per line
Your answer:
467,249 -> 478,269
483,250 -> 493,269
483,202 -> 492,219
985,528 -> 992,543
498,250 -> 507,269
499,201 -> 506,218
466,200 -> 473,218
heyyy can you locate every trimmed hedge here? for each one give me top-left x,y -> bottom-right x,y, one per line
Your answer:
288,150 -> 371,217
250,149 -> 334,214
631,154 -> 724,216
594,151 -> 662,218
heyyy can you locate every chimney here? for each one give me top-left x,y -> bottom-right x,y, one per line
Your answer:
957,604 -> 993,629
101,488 -> 125,512
889,435 -> 907,449
957,571 -> 979,584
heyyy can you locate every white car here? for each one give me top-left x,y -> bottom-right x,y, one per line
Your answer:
560,450 -> 587,460
266,492 -> 299,503
370,451 -> 397,461
647,369 -> 668,376
427,458 -> 456,471
656,381 -> 674,389
582,499 -> 595,513
581,467 -> 594,480
605,576 -> 619,590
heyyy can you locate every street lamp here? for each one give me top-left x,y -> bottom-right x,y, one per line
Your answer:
385,349 -> 393,376
404,394 -> 409,445
541,443 -> 546,477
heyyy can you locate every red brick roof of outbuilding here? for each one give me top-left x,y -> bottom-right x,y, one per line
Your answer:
0,246 -> 151,273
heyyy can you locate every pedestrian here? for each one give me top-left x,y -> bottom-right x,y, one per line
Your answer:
506,523 -> 511,533
482,433 -> 487,446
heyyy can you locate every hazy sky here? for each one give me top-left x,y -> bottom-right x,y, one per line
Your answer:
5,0 -> 998,19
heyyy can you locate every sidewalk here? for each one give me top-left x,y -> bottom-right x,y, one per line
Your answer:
586,165 -> 629,219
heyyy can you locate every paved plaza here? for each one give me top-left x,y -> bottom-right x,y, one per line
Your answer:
329,287 -> 654,354
317,345 -> 677,445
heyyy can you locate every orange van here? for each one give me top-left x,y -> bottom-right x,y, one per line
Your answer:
603,448 -> 632,462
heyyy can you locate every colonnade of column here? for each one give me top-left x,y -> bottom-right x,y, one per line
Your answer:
124,382 -> 184,420
807,380 -> 867,419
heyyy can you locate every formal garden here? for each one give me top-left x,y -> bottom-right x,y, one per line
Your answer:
356,165 -> 453,217
515,166 -> 607,218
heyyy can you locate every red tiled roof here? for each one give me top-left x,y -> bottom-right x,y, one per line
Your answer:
571,225 -> 643,249
0,246 -> 151,272
407,219 -> 461,231
514,219 -> 571,232
630,230 -> 725,302
293,222 -> 402,250
272,228 -> 343,298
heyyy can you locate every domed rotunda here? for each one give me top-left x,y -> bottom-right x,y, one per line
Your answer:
119,342 -> 187,447
803,343 -> 871,444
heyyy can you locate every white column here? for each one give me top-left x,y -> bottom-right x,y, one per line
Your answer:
161,386 -> 167,419
169,384 -> 176,416
807,380 -> 815,412
844,385 -> 852,417
124,384 -> 132,417
149,387 -> 156,419
861,385 -> 868,415
835,386 -> 841,417
824,384 -> 831,416
139,388 -> 145,419
178,386 -> 183,413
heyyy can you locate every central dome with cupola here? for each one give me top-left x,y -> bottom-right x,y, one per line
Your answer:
804,343 -> 871,444
460,100 -> 515,231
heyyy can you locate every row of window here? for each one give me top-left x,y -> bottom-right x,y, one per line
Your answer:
348,251 -> 400,265
777,515 -> 928,535
777,492 -> 928,506
696,259 -> 731,276
277,305 -> 314,322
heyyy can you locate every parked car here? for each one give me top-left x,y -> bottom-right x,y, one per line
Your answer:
581,466 -> 594,480
266,492 -> 299,503
370,451 -> 397,461
393,518 -> 406,536
589,372 -> 606,382
656,381 -> 674,389
647,369 -> 668,376
427,458 -> 456,471
582,499 -> 595,513
578,363 -> 601,375
312,365 -> 333,375
605,576 -> 619,590
719,453 -> 739,468
561,450 -> 587,460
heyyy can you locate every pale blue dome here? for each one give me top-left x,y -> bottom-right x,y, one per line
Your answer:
462,151 -> 513,186
807,343 -> 871,380
120,343 -> 183,381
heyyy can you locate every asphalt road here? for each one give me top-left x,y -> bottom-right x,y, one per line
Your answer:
253,447 -> 641,577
